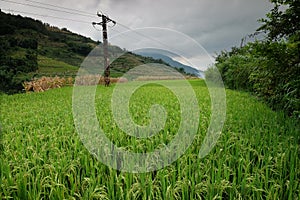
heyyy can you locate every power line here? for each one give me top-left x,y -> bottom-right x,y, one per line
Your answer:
0,0 -> 94,18
115,22 -> 187,57
2,8 -> 91,24
93,14 -> 190,72
95,18 -> 188,59
2,0 -> 189,57
2,0 -> 179,51
23,0 -> 94,16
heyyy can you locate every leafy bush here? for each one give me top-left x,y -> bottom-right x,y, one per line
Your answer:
214,41 -> 299,118
213,0 -> 300,118
248,41 -> 299,117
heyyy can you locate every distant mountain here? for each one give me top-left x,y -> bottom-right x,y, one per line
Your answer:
136,50 -> 204,78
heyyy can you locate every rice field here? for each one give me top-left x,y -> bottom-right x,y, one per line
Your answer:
0,79 -> 299,199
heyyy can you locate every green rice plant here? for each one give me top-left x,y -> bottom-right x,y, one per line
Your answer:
0,79 -> 299,199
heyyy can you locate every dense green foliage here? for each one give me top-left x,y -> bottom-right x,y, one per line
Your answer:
0,10 -> 97,94
206,0 -> 300,118
257,0 -> 300,41
0,11 -> 40,94
0,79 -> 299,199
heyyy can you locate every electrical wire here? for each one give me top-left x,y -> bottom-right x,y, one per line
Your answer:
2,0 -> 166,44
1,8 -> 91,24
0,0 -> 94,18
23,0 -> 94,16
2,0 -> 176,49
2,0 -> 186,55
115,22 -> 187,56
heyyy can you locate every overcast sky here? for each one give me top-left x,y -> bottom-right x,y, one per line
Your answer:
1,0 -> 273,69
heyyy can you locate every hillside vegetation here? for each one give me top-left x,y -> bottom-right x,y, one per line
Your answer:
0,10 -> 181,94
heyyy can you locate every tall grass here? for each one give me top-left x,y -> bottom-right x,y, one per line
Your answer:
0,79 -> 299,199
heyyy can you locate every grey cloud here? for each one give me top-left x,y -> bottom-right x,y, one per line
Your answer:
1,0 -> 273,67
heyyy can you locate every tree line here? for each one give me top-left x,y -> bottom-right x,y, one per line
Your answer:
206,0 -> 299,118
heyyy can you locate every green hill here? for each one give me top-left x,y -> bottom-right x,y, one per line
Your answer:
0,10 -> 180,94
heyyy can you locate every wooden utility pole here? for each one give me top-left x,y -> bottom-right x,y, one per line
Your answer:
93,12 -> 116,86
